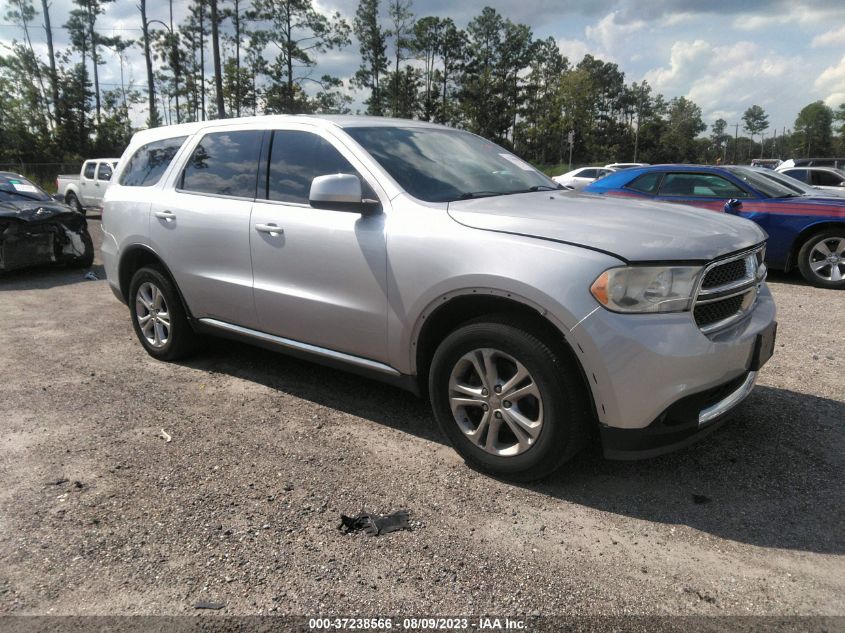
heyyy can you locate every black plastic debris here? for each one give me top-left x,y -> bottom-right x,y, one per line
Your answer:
339,510 -> 410,536
692,493 -> 711,505
194,601 -> 226,610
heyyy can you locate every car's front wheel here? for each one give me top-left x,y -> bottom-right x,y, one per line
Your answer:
797,229 -> 845,289
428,315 -> 591,481
128,267 -> 198,361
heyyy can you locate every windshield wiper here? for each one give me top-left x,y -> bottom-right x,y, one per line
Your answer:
527,184 -> 563,191
456,191 -> 507,200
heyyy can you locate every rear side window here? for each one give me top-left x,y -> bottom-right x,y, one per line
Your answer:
659,173 -> 749,198
626,172 -> 661,194
267,130 -> 358,204
83,162 -> 96,179
180,130 -> 263,198
120,136 -> 187,187
578,168 -> 597,179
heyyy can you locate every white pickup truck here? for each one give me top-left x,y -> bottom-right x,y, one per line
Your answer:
56,158 -> 119,215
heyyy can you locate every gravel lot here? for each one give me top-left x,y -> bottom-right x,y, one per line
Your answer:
0,219 -> 842,618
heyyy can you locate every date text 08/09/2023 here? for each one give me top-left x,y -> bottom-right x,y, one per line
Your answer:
308,617 -> 527,630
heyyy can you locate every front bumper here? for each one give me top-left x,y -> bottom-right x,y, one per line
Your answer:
600,370 -> 758,459
567,283 -> 776,454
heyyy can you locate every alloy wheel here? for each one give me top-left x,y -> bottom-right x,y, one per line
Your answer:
808,236 -> 845,282
135,281 -> 170,348
448,347 -> 544,457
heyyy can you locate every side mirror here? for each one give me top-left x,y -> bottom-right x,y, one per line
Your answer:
309,173 -> 368,213
724,199 -> 743,214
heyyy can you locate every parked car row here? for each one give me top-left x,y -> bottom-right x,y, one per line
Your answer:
585,164 -> 845,288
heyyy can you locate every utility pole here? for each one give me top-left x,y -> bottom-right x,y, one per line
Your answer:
732,123 -> 739,164
568,130 -> 575,171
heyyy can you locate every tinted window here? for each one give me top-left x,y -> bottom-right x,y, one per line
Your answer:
659,173 -> 749,198
84,162 -> 96,179
267,130 -> 358,204
784,169 -> 809,183
626,172 -> 661,194
97,163 -> 112,181
180,130 -> 262,198
578,169 -> 597,179
120,136 -> 187,187
812,170 -> 845,187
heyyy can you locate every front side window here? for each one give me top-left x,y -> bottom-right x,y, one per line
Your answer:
345,126 -> 556,203
84,162 -> 96,179
97,163 -> 112,181
659,173 -> 750,198
180,130 -> 262,198
120,136 -> 187,187
812,170 -> 845,187
267,130 -> 358,204
626,172 -> 662,194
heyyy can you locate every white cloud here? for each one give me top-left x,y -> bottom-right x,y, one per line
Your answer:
556,38 -> 590,63
816,55 -> 845,108
732,6 -> 845,31
585,11 -> 646,53
644,39 -> 806,127
812,25 -> 845,48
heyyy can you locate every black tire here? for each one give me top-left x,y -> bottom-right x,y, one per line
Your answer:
65,192 -> 84,216
65,229 -> 94,269
128,266 -> 198,361
797,229 -> 845,289
428,314 -> 591,482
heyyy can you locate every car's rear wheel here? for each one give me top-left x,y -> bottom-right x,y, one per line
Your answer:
797,229 -> 845,289
65,192 -> 84,215
428,315 -> 591,481
128,267 -> 198,361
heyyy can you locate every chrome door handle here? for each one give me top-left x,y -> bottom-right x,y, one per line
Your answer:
255,223 -> 283,235
154,210 -> 176,222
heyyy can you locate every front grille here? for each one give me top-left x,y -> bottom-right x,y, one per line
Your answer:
702,258 -> 746,289
693,246 -> 764,333
694,294 -> 745,328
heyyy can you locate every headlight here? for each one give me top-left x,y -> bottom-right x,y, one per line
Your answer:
590,266 -> 702,313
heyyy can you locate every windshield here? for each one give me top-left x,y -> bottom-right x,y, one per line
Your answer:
344,126 -> 558,203
725,166 -> 798,198
0,174 -> 52,202
754,169 -> 813,194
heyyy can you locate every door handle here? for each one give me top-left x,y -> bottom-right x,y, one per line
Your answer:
255,223 -> 283,235
154,210 -> 176,222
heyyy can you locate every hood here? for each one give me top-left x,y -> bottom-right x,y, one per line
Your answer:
447,190 -> 767,263
0,199 -> 77,222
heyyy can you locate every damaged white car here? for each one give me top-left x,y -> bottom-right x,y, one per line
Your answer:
0,172 -> 94,272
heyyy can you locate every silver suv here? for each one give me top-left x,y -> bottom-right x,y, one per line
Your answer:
102,116 -> 777,480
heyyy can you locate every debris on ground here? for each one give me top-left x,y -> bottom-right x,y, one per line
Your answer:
692,494 -> 711,505
339,509 -> 411,536
83,271 -> 99,281
193,601 -> 225,610
159,429 -> 172,443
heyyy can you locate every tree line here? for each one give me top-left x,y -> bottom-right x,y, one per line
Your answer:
1,0 -> 844,173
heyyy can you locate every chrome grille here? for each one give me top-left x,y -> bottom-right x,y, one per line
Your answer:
694,246 -> 766,334
701,258 -> 746,289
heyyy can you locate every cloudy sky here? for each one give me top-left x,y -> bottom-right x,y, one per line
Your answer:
2,0 -> 844,133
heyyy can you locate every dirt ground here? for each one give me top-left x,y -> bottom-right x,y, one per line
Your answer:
0,219 -> 842,618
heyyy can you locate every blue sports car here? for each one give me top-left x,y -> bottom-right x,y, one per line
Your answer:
585,165 -> 845,289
